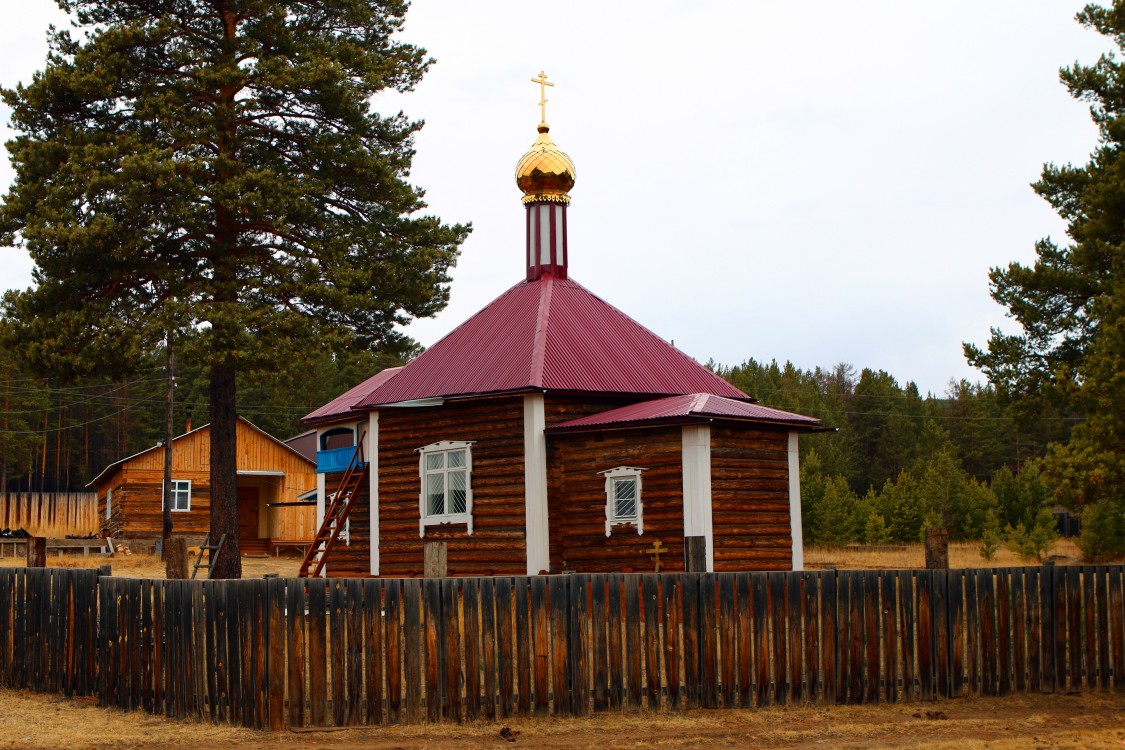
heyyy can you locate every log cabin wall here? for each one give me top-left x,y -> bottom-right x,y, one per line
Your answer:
709,425 -> 793,571
323,486 -> 372,578
548,426 -> 685,574
91,420 -> 316,543
543,394 -> 650,568
375,396 -> 527,578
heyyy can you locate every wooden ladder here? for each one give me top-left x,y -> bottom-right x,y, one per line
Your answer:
191,532 -> 227,579
299,441 -> 369,578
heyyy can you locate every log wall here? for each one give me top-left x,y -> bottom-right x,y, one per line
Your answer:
375,397 -> 528,578
549,427 -> 685,573
710,426 -> 793,571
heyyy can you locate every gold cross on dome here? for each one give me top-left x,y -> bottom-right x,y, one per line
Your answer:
531,70 -> 554,124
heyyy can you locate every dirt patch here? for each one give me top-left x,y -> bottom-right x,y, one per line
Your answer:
1,689 -> 1121,750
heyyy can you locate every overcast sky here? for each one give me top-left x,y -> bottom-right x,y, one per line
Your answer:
0,1 -> 1111,397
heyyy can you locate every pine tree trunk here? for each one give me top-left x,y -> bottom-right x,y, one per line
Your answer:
208,354 -> 241,579
163,339 -> 176,577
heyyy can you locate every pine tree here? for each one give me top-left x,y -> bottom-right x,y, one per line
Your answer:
1,0 -> 468,577
964,2 -> 1125,516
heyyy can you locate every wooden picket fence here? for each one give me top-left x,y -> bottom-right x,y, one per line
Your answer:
0,492 -> 99,537
1,565 -> 1123,729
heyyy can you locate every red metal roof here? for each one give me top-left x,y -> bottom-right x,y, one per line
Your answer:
546,393 -> 823,433
358,274 -> 749,407
302,367 -> 403,424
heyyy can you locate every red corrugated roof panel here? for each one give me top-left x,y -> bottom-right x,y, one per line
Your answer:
546,393 -> 823,432
359,274 -> 748,407
302,366 -> 403,424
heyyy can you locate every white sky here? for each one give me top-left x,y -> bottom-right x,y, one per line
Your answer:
0,1 -> 1110,397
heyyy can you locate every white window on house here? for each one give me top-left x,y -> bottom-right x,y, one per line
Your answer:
105,488 -> 112,520
600,466 -> 646,536
169,480 -> 192,512
418,441 -> 474,537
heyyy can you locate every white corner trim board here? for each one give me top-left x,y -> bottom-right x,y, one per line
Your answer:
681,424 -> 714,573
523,393 -> 550,576
369,411 -> 380,577
788,431 -> 804,572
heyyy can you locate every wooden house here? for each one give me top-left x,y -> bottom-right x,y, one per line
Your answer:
300,115 -> 828,578
88,418 -> 318,554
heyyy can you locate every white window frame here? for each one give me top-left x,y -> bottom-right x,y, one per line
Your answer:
418,441 -> 474,537
169,479 -> 192,512
600,466 -> 646,536
105,488 -> 113,520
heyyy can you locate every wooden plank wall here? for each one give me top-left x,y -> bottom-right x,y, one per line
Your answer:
0,492 -> 99,537
0,568 -> 101,696
376,398 -> 528,577
3,565 -> 1125,730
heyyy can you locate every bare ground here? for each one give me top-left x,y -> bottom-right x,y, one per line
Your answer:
1,688 -> 1122,750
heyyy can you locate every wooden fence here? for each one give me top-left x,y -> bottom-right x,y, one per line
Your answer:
0,492 -> 99,537
1,566 -> 1123,729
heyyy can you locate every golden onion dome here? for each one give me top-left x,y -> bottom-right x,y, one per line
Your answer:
515,123 -> 576,204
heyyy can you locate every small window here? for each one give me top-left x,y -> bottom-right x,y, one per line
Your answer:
418,441 -> 474,536
321,426 -> 355,451
600,467 -> 645,536
106,488 -> 113,520
169,480 -> 191,512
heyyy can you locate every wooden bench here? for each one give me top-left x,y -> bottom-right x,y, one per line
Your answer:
47,539 -> 113,557
270,539 -> 312,557
0,540 -> 26,558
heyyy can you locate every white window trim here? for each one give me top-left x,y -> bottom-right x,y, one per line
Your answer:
169,479 -> 191,512
417,441 -> 474,537
600,466 -> 646,536
105,488 -> 112,520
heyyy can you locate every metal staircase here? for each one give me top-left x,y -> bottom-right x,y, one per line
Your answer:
298,440 -> 368,578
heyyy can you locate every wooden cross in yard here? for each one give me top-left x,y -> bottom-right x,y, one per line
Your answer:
648,539 -> 666,572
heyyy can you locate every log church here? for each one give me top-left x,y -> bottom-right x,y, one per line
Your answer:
300,75 -> 826,578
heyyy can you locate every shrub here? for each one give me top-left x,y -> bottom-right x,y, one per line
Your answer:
864,513 -> 892,545
979,510 -> 1003,561
1075,499 -> 1125,563
1006,507 -> 1057,563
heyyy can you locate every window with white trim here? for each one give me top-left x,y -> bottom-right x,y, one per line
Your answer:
105,488 -> 113,520
169,480 -> 191,512
600,466 -> 645,536
418,441 -> 474,536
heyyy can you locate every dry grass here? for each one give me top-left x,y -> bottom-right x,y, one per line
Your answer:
0,551 -> 303,578
805,538 -> 1089,570
0,688 -> 1122,749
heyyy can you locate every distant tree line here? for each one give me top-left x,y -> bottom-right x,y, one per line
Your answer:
716,360 -> 1078,561
0,325 -> 407,495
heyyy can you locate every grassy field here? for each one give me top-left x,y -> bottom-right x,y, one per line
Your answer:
0,687 -> 1121,749
804,538 -> 1091,570
0,537 -> 1096,579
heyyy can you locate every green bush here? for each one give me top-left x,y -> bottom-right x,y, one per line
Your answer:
979,510 -> 1003,561
1006,507 -> 1057,563
1075,500 -> 1125,563
864,513 -> 892,545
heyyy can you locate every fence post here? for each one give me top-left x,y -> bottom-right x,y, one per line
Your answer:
26,536 -> 46,567
925,528 -> 949,570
